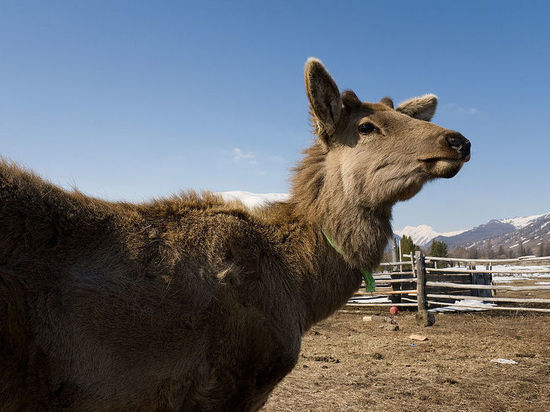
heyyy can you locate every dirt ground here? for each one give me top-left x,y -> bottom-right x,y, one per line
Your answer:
263,310 -> 550,411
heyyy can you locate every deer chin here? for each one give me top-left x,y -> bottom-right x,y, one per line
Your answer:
421,158 -> 465,179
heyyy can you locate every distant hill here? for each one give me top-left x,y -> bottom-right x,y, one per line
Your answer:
457,213 -> 550,254
397,212 -> 550,254
432,220 -> 516,249
395,225 -> 466,247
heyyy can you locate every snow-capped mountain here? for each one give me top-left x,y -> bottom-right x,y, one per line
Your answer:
395,225 -> 466,247
499,213 -> 549,229
399,212 -> 550,252
219,191 -> 289,208
459,212 -> 550,253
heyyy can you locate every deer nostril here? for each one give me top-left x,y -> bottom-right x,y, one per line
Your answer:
463,139 -> 471,157
445,132 -> 470,159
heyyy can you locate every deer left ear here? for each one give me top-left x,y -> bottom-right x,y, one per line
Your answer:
304,58 -> 342,138
396,94 -> 438,121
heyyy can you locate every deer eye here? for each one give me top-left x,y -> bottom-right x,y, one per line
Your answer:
358,122 -> 379,135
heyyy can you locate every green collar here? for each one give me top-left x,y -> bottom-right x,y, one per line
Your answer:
321,230 -> 376,292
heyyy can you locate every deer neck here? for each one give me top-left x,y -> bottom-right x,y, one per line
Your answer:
290,143 -> 393,271
284,143 -> 393,329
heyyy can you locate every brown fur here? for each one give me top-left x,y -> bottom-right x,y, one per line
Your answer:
0,58 -> 469,410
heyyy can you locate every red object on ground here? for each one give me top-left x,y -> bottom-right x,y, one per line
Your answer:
389,306 -> 399,315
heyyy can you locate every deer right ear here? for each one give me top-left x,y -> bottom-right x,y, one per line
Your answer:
304,58 -> 342,139
396,94 -> 438,121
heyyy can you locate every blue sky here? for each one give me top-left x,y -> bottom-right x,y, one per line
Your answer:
1,1 -> 549,232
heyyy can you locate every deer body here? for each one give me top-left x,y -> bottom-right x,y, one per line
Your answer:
0,59 -> 469,410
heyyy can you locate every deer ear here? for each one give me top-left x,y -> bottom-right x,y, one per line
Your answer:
304,58 -> 342,137
396,94 -> 438,121
379,97 -> 394,108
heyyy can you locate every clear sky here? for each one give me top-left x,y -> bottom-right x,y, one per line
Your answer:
1,1 -> 549,232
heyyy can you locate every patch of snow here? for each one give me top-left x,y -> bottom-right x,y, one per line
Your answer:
499,212 -> 549,229
483,264 -> 550,282
395,225 -> 466,247
443,229 -> 468,237
491,358 -> 518,365
348,296 -> 390,304
494,276 -> 533,283
431,299 -> 496,313
454,299 -> 496,308
219,191 -> 289,208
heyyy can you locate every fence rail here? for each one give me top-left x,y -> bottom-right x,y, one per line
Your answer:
348,251 -> 550,322
426,267 -> 550,274
425,281 -> 550,291
402,254 -> 550,265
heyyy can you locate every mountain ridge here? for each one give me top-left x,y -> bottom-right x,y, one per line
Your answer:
398,212 -> 550,253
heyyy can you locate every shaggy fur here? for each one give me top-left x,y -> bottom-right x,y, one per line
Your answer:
0,58 -> 470,410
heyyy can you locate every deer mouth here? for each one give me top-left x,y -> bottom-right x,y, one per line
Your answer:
420,157 -> 467,178
421,153 -> 470,163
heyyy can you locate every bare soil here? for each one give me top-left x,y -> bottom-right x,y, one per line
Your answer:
263,310 -> 550,411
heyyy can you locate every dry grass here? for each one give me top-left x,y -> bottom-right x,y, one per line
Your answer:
263,310 -> 550,411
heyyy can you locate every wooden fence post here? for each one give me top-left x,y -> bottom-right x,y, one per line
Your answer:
390,237 -> 402,304
415,251 -> 435,326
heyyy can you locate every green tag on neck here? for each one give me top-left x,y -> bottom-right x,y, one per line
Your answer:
361,268 -> 376,293
322,230 -> 375,292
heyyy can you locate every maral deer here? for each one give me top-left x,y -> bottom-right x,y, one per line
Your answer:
0,58 -> 470,410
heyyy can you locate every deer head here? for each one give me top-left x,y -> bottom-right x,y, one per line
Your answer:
304,58 -> 470,209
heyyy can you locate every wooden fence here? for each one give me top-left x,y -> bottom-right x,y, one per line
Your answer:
348,252 -> 550,317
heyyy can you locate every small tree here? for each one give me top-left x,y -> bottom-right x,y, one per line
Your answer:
429,240 -> 449,268
497,245 -> 506,258
430,240 -> 448,257
400,235 -> 420,261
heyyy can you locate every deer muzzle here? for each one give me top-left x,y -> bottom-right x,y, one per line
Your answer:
444,131 -> 471,161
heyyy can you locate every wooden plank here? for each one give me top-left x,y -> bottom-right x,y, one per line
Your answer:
426,281 -> 550,291
427,293 -> 550,304
390,237 -> 402,304
415,251 -> 434,326
354,290 -> 416,296
426,268 -> 550,274
346,303 -> 418,307
386,289 -> 417,295
373,271 -> 414,276
416,252 -> 427,313
374,278 -> 417,284
379,261 -> 414,266
404,254 -> 550,264
427,301 -> 550,313
356,289 -> 417,295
